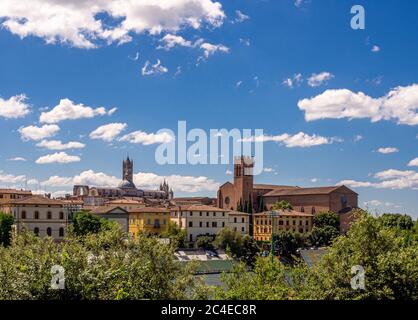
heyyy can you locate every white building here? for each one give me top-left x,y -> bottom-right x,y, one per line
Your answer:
1,196 -> 68,240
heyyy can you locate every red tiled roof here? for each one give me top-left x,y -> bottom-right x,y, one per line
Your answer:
175,205 -> 227,212
263,185 -> 357,197
253,184 -> 299,190
0,189 -> 32,195
8,196 -> 65,205
255,209 -> 313,217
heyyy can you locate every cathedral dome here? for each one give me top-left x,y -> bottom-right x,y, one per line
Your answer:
118,179 -> 136,190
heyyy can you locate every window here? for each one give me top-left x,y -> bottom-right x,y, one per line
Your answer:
206,212 -> 209,217
242,217 -> 245,223
301,206 -> 305,212
47,227 -> 52,236
59,212 -> 64,220
22,211 -> 26,219
306,220 -> 309,225
279,220 -> 283,226
189,234 -> 193,242
241,227 -> 245,232
199,212 -> 202,216
234,217 -> 237,223
212,221 -> 217,228
190,212 -> 193,217
213,212 -> 216,217
147,219 -> 151,225
224,197 -> 230,205
34,211 -> 39,219
222,212 -> 225,217
189,221 -> 193,228
34,227 -> 39,236
222,222 -> 225,227
47,211 -> 52,219
199,221 -> 202,228
59,227 -> 64,237
312,207 -> 316,214
206,221 -> 209,228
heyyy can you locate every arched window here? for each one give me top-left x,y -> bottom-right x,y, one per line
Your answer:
59,211 -> 64,220
224,197 -> 230,205
47,227 -> 52,236
34,227 -> 39,236
22,211 -> 27,219
300,206 -> 305,213
34,211 -> 39,219
59,227 -> 64,237
311,207 -> 316,214
47,211 -> 52,219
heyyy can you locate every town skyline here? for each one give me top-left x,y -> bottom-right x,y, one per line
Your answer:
1,0 -> 418,219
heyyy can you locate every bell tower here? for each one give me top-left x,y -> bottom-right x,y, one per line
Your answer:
234,156 -> 254,209
122,156 -> 134,183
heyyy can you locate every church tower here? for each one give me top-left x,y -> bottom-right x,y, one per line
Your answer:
234,156 -> 254,210
122,156 -> 134,183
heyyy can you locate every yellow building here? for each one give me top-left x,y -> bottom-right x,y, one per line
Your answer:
128,207 -> 170,237
253,210 -> 313,241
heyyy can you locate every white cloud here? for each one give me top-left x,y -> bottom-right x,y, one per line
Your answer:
239,38 -> 250,46
338,168 -> 418,190
242,132 -> 340,148
158,34 -> 193,50
119,130 -> 174,145
18,124 -> 60,141
371,45 -> 380,53
7,157 -> 27,162
307,72 -> 334,87
310,178 -> 319,183
225,170 -> 232,175
35,152 -> 81,164
41,169 -> 219,193
36,140 -> 86,150
233,10 -> 250,23
408,158 -> 418,167
0,171 -> 26,184
0,0 -> 225,49
40,98 -> 115,123
134,172 -> 219,193
141,59 -> 168,76
199,42 -> 229,59
298,84 -> 418,126
0,94 -> 31,119
283,73 -> 303,88
376,147 -> 399,154
89,123 -> 127,142
263,168 -> 275,173
354,135 -> 363,142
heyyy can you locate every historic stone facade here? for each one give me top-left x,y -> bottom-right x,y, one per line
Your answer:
217,156 -> 358,234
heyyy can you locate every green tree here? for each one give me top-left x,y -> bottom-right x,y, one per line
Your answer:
0,213 -> 14,247
308,225 -> 340,247
195,236 -> 214,250
0,226 -> 199,300
274,231 -> 304,257
161,222 -> 187,248
271,201 -> 293,211
378,213 -> 414,230
71,211 -> 113,236
313,211 -> 340,229
301,210 -> 418,300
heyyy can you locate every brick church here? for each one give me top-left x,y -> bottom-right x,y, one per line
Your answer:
217,156 -> 358,233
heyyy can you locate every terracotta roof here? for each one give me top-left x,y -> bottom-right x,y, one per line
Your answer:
175,205 -> 227,212
8,196 -> 65,206
263,185 -> 356,197
253,184 -> 299,190
87,206 -> 128,215
0,189 -> 32,195
108,198 -> 144,205
128,206 -> 170,213
255,209 -> 313,217
62,200 -> 84,205
227,210 -> 250,216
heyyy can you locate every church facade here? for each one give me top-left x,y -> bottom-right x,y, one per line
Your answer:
73,157 -> 173,201
217,156 -> 358,233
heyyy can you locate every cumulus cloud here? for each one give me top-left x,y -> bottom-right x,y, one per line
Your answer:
35,152 -> 81,164
307,72 -> 334,87
141,59 -> 168,76
298,84 -> 418,126
199,41 -> 229,58
338,168 -> 418,190
119,130 -> 174,145
371,45 -> 380,53
89,123 -> 127,142
18,124 -> 60,141
0,171 -> 26,184
158,34 -> 193,50
0,0 -> 225,49
40,98 -> 116,123
376,147 -> 399,154
242,132 -> 340,148
0,94 -> 31,119
40,169 -> 219,193
36,140 -> 86,150
408,158 -> 418,167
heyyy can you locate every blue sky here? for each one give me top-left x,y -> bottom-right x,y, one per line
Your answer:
0,0 -> 417,218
